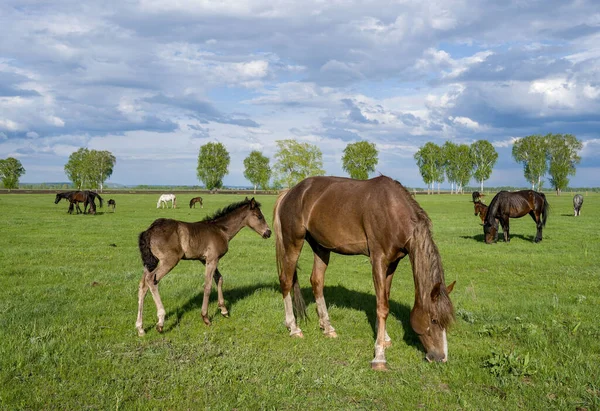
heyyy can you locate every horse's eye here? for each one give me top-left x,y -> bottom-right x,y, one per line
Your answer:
431,319 -> 438,325
257,214 -> 263,220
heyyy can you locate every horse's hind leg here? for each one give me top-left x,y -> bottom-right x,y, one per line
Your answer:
530,211 -> 543,242
308,243 -> 335,337
136,269 -> 152,336
213,268 -> 228,317
201,260 -> 219,325
279,239 -> 304,337
146,257 -> 179,333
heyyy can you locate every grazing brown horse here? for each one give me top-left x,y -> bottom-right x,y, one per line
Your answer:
473,201 -> 488,223
189,196 -> 203,208
273,176 -> 455,370
55,191 -> 103,214
136,198 -> 272,336
484,190 -> 549,243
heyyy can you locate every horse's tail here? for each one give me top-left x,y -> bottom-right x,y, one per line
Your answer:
408,216 -> 454,329
138,228 -> 159,278
540,192 -> 549,227
273,189 -> 306,319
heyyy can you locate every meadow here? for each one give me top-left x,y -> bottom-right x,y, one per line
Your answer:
0,191 -> 598,410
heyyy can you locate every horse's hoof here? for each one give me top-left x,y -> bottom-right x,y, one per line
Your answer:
324,331 -> 338,338
202,316 -> 211,326
156,325 -> 163,333
370,361 -> 388,371
291,331 -> 304,338
221,311 -> 229,318
137,329 -> 145,337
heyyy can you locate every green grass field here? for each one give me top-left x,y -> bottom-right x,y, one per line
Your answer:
0,192 -> 598,410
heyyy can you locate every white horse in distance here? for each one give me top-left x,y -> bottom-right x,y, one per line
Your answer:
157,194 -> 177,209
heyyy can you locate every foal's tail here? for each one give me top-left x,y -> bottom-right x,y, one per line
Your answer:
138,229 -> 159,279
540,192 -> 549,227
273,190 -> 306,320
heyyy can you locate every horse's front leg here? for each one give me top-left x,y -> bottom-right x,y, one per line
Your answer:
213,269 -> 229,317
371,257 -> 390,370
501,218 -> 510,242
309,247 -> 335,337
201,260 -> 218,325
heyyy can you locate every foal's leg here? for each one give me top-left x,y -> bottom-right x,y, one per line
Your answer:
213,268 -> 229,317
145,257 -> 179,333
201,260 -> 218,325
308,244 -> 335,337
136,268 -> 152,336
371,256 -> 391,370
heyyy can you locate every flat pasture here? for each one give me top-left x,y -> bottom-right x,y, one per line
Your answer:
0,192 -> 598,409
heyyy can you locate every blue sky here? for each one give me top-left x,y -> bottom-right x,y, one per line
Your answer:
1,0 -> 599,188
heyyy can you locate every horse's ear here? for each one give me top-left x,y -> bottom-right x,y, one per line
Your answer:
249,197 -> 256,209
431,282 -> 442,302
446,281 -> 456,294
245,196 -> 249,201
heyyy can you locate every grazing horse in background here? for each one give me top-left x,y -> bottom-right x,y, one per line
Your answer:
273,175 -> 455,370
55,191 -> 103,214
472,191 -> 485,203
136,198 -> 272,336
157,194 -> 176,209
473,201 -> 488,223
573,194 -> 583,216
108,199 -> 116,212
189,197 -> 203,208
484,190 -> 549,243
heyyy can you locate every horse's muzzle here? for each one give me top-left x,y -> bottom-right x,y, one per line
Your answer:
263,229 -> 272,239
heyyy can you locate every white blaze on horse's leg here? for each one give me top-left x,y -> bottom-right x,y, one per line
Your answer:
315,296 -> 335,334
283,294 -> 302,336
443,329 -> 448,361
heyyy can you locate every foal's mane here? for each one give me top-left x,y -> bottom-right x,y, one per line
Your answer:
202,198 -> 261,222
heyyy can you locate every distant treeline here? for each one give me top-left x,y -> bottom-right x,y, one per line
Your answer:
9,183 -> 600,193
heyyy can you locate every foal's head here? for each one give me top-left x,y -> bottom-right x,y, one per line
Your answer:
243,197 -> 271,239
410,281 -> 455,362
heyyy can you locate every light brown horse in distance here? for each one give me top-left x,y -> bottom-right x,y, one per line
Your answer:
273,176 -> 455,370
136,198 -> 271,336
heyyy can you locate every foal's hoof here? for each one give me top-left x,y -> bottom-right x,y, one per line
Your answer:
370,361 -> 388,371
202,316 -> 211,326
291,331 -> 304,338
137,329 -> 145,337
221,312 -> 230,318
324,331 -> 338,338
156,325 -> 163,333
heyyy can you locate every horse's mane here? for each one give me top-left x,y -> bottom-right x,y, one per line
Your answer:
202,198 -> 260,222
484,191 -> 506,226
391,178 -> 454,328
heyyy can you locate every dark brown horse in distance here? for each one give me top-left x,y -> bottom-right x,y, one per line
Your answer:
136,198 -> 271,336
55,191 -> 103,214
484,190 -> 549,243
189,197 -> 203,208
273,176 -> 455,370
108,199 -> 116,212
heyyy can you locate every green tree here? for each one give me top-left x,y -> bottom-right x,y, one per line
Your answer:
274,139 -> 325,188
512,135 -> 548,191
470,140 -> 498,192
64,148 -> 116,190
65,148 -> 91,189
414,142 -> 444,194
341,141 -> 378,180
453,144 -> 474,194
243,151 -> 271,193
88,150 -> 116,192
0,157 -> 26,189
547,133 -> 582,195
197,142 -> 230,190
442,141 -> 459,194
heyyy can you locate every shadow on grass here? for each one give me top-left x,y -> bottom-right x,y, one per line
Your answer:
160,282 -> 280,333
461,233 -> 537,243
157,282 -> 420,351
311,285 -> 420,350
